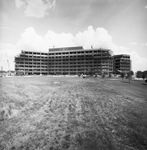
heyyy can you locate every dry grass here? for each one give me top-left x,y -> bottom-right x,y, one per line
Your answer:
0,76 -> 147,150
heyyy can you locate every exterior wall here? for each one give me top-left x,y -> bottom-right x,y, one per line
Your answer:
113,54 -> 130,74
15,50 -> 48,75
48,48 -> 113,75
15,47 -> 130,76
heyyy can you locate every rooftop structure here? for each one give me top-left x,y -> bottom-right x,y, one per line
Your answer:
49,46 -> 83,52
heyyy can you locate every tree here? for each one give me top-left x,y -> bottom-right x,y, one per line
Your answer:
136,71 -> 143,79
108,73 -> 112,78
130,71 -> 134,76
127,71 -> 134,82
142,70 -> 147,80
121,72 -> 125,80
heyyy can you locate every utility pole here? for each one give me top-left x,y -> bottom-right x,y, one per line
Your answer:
6,53 -> 10,76
7,59 -> 10,76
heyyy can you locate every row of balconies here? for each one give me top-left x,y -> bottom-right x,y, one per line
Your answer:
48,59 -> 112,62
22,51 -> 48,55
15,68 -> 47,71
15,63 -> 47,65
16,67 -> 112,71
15,58 -> 111,62
114,64 -> 130,67
15,57 -> 112,62
15,65 -> 113,68
26,69 -> 47,71
114,60 -> 130,63
16,69 -> 47,72
48,64 -> 112,67
15,63 -> 112,67
16,69 -> 113,74
48,55 -> 111,59
15,61 -> 48,64
114,62 -> 130,65
17,54 -> 111,60
48,63 -> 112,66
15,61 -> 112,65
48,69 -> 112,72
16,65 -> 112,70
21,50 -> 110,55
15,64 -> 47,67
48,50 -> 109,55
15,58 -> 48,62
15,62 -> 112,66
20,55 -> 47,58
48,58 -> 112,62
48,66 -> 112,69
15,66 -> 47,68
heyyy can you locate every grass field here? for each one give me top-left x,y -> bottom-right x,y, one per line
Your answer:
0,76 -> 147,150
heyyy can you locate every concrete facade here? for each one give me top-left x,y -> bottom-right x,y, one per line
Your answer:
113,54 -> 131,74
15,46 -> 130,75
15,51 -> 48,75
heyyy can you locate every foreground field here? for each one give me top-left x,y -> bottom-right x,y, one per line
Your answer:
0,76 -> 147,150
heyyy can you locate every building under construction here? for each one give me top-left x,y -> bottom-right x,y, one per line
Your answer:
15,51 -> 48,75
15,46 -> 130,75
113,54 -> 131,74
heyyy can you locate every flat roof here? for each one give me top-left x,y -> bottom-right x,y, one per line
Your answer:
113,54 -> 130,57
49,46 -> 83,52
49,46 -> 112,53
21,50 -> 48,54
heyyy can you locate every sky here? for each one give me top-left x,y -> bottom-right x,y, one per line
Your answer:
0,0 -> 147,72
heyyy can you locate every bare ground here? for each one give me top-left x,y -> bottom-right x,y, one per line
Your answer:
0,76 -> 147,150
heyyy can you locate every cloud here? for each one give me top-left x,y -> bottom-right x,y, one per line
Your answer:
1,25 -> 147,72
128,51 -> 147,72
16,27 -> 47,50
15,0 -> 56,18
0,25 -> 13,30
130,42 -> 137,45
45,31 -> 75,48
15,0 -> 25,9
0,13 -> 9,22
16,26 -> 117,51
140,43 -> 147,47
74,26 -> 117,50
145,5 -> 147,9
143,43 -> 147,46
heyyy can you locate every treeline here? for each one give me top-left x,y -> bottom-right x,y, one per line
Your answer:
136,70 -> 147,80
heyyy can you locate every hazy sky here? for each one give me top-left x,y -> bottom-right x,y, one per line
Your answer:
0,0 -> 147,72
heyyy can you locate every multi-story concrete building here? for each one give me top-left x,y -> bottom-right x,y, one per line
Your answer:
48,46 -> 113,75
15,50 -> 48,75
113,54 -> 131,74
15,46 -> 130,75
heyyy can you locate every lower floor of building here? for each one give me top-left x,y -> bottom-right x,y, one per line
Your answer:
15,66 -> 113,75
